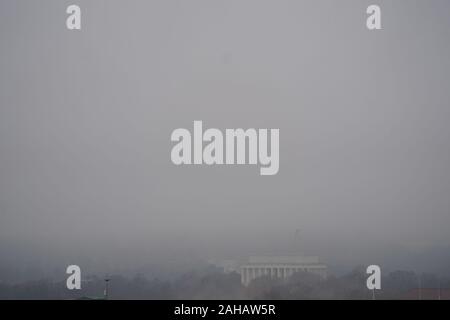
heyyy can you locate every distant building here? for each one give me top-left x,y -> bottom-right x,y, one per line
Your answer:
240,256 -> 327,286
208,259 -> 240,274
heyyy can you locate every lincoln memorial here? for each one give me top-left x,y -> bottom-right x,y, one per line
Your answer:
240,256 -> 327,286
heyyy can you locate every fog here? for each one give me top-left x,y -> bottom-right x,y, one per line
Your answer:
1,0 -> 450,284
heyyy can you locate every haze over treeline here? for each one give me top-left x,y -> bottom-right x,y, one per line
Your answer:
1,0 -> 450,287
1,265 -> 449,300
1,231 -> 450,284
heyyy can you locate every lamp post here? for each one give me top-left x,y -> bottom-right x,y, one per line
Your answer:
104,277 -> 111,300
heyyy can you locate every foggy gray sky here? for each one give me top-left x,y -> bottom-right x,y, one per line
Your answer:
1,0 -> 450,281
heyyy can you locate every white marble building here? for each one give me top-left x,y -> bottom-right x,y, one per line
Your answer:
240,256 -> 327,286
